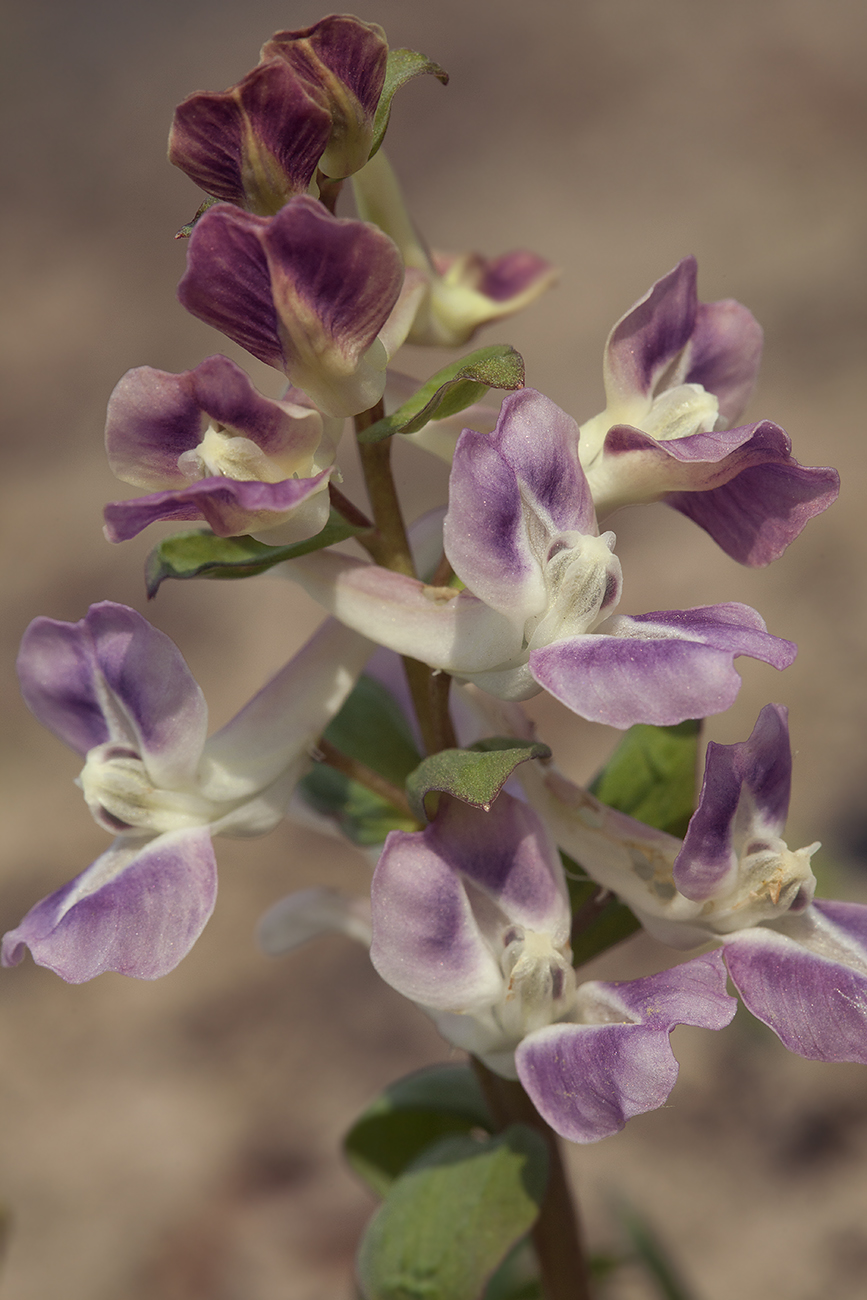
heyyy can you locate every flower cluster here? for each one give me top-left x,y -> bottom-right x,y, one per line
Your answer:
4,12 -> 859,1166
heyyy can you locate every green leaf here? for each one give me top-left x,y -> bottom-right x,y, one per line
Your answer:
565,862 -> 641,968
357,1126 -> 548,1300
144,510 -> 364,597
590,719 -> 701,838
345,1063 -> 493,1196
297,674 -> 422,847
369,49 -> 449,159
406,738 -> 551,823
357,346 -> 525,445
174,194 -> 220,238
482,1239 -> 543,1300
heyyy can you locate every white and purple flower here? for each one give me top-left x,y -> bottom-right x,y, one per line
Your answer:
177,196 -> 423,418
1,604 -> 372,982
522,704 -> 867,1064
369,792 -> 736,1142
578,257 -> 839,564
287,388 -> 796,727
353,151 -> 558,348
103,355 -> 340,543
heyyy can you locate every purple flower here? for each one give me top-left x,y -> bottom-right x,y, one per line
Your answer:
353,152 -> 558,347
177,196 -> 420,418
103,355 -> 339,542
287,389 -> 796,728
369,792 -> 736,1142
578,257 -> 839,564
1,606 -> 373,982
522,705 -> 867,1064
169,16 -> 388,213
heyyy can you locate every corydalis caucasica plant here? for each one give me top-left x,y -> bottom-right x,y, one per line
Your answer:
1,11 -> 856,1300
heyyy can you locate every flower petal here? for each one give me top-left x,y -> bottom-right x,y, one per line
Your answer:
0,828 -> 217,983
370,826 -> 504,1014
529,604 -> 797,728
257,887 -> 371,955
723,901 -> 867,1062
682,297 -> 763,426
17,603 -> 208,785
103,470 -> 331,542
674,703 -> 791,900
515,951 -> 735,1142
603,257 -> 698,419
666,458 -> 840,566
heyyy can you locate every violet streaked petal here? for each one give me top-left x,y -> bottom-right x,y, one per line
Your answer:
603,257 -> 698,416
675,704 -> 791,900
370,827 -> 504,1014
516,952 -> 735,1142
682,298 -> 763,426
178,204 -> 284,368
169,60 -> 331,212
103,470 -> 331,542
425,795 -> 570,945
724,901 -> 867,1063
529,604 -> 796,729
666,459 -> 840,566
260,195 -> 404,416
0,828 -> 217,983
286,551 -> 523,673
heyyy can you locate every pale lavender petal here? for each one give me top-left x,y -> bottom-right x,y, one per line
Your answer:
425,795 -> 570,944
682,298 -> 763,425
529,604 -> 797,728
603,257 -> 698,408
169,59 -> 330,210
103,470 -> 330,541
18,603 -> 208,786
666,459 -> 840,566
675,704 -> 791,899
370,826 -> 504,1014
516,952 -> 735,1142
257,887 -> 371,955
444,390 -> 591,617
724,901 -> 867,1063
0,828 -> 217,983
178,204 -> 284,368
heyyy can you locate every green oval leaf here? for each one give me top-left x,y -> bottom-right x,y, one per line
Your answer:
589,719 -> 701,838
406,738 -> 551,823
358,346 -> 525,445
357,1126 -> 548,1300
144,510 -> 364,597
369,49 -> 449,160
345,1063 -> 493,1196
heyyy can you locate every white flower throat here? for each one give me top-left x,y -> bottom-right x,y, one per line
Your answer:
497,925 -> 577,1038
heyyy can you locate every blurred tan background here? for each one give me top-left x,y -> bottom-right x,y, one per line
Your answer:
1,1 -> 866,1296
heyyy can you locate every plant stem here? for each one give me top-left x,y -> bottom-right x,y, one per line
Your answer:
315,737 -> 417,823
471,1059 -> 591,1300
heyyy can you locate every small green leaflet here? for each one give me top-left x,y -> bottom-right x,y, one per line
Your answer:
369,49 -> 449,160
406,738 -> 551,823
344,1063 -> 493,1197
357,346 -> 525,445
144,510 -> 364,597
356,1126 -> 548,1300
589,719 -> 701,838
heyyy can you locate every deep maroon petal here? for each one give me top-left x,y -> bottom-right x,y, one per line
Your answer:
666,459 -> 840,566
724,901 -> 867,1063
178,205 -> 284,368
263,16 -> 387,122
529,604 -> 796,728
516,952 -> 735,1142
475,250 -> 559,303
169,60 -> 330,210
103,471 -> 330,541
683,298 -> 763,426
675,704 -> 791,899
0,829 -> 217,982
604,257 -> 698,406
